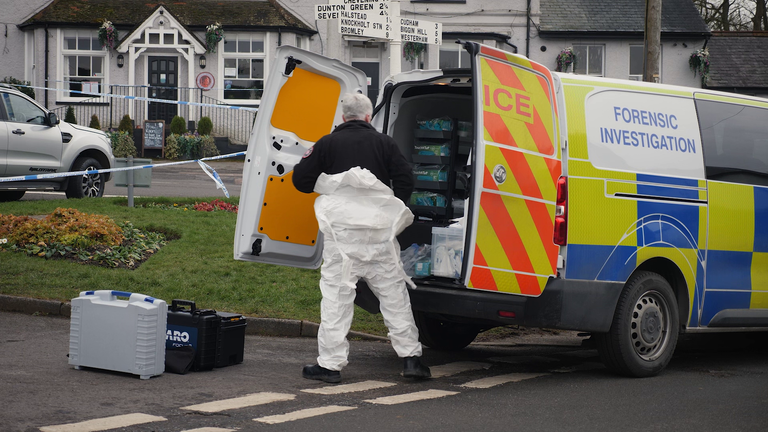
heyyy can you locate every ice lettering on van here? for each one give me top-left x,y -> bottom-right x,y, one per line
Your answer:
483,85 -> 533,120
584,90 -> 705,180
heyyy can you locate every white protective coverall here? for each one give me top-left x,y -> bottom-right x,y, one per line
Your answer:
313,167 -> 422,371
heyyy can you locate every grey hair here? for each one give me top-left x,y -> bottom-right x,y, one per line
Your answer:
341,93 -> 372,121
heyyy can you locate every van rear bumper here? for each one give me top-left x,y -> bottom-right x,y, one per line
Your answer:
408,278 -> 625,333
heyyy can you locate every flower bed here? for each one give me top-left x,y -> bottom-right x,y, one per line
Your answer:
140,199 -> 238,213
0,208 -> 169,269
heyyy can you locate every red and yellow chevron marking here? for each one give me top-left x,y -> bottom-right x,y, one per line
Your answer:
469,191 -> 558,295
483,145 -> 561,202
470,46 -> 561,296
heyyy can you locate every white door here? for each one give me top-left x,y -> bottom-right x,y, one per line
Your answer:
1,93 -> 63,176
234,46 -> 367,268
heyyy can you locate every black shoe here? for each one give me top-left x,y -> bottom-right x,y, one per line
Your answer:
403,356 -> 431,379
302,364 -> 341,383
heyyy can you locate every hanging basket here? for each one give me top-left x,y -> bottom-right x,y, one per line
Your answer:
556,47 -> 576,72
689,48 -> 710,86
98,20 -> 119,50
403,42 -> 426,63
205,23 -> 224,54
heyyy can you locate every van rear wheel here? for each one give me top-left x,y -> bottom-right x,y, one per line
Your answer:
595,271 -> 679,377
414,312 -> 479,351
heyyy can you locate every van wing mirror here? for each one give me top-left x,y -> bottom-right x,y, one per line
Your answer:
47,112 -> 60,126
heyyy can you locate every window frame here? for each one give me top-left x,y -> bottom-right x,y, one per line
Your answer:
439,39 -> 478,69
696,98 -> 768,187
220,32 -> 268,105
59,29 -> 108,101
573,44 -> 605,77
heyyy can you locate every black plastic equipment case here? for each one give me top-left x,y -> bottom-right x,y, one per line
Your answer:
166,300 -> 219,371
216,312 -> 246,367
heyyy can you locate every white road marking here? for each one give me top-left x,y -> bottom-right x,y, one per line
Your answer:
301,380 -> 397,395
460,373 -> 549,388
429,361 -> 492,378
364,389 -> 458,405
488,355 -> 559,364
254,405 -> 356,424
39,413 -> 166,432
180,392 -> 295,413
181,428 -> 238,432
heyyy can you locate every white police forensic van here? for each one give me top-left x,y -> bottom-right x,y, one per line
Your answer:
236,44 -> 768,377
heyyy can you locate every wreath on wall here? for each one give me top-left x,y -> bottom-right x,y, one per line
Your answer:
98,20 -> 119,50
205,22 -> 224,54
689,48 -> 710,86
404,42 -> 426,63
555,47 -> 576,72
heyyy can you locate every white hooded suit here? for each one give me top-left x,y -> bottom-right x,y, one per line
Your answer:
313,167 -> 422,371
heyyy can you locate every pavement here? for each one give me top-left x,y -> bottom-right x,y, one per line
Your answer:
0,294 -> 388,342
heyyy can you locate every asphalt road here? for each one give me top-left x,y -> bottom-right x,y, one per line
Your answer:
2,311 -> 767,432
20,159 -> 245,201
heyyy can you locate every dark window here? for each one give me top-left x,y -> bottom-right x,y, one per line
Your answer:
696,99 -> 768,186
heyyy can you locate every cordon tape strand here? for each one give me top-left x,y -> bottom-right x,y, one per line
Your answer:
0,152 -> 247,198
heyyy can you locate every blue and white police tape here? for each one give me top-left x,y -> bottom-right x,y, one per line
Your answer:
0,151 -> 246,198
197,160 -> 230,198
13,84 -> 259,113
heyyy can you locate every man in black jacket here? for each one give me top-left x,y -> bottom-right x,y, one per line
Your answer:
292,93 -> 430,383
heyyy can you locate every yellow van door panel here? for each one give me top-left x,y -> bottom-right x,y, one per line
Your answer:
468,46 -> 560,296
259,172 -> 319,246
271,68 -> 341,143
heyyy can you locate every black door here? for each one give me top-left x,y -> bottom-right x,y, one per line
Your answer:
148,57 -> 178,125
352,61 -> 379,104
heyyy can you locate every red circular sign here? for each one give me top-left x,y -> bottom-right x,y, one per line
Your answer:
196,72 -> 215,91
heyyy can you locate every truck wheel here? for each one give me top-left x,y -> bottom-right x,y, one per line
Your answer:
66,157 -> 105,199
596,271 -> 679,377
0,191 -> 25,202
414,312 -> 479,350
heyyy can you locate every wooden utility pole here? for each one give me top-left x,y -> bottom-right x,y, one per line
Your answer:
644,0 -> 662,83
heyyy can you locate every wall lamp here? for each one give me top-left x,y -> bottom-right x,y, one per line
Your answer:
199,55 -> 206,69
117,54 -> 124,68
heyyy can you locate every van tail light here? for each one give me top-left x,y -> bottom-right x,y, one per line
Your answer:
553,176 -> 568,246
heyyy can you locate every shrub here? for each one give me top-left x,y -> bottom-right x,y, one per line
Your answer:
1,76 -> 35,98
200,135 -> 219,158
197,116 -> 213,135
64,106 -> 77,124
170,116 -> 187,135
118,114 -> 133,132
165,134 -> 180,160
89,114 -> 101,130
108,131 -> 137,157
165,133 -> 219,160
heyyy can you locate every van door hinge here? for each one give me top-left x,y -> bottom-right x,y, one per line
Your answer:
284,56 -> 303,76
251,238 -> 262,256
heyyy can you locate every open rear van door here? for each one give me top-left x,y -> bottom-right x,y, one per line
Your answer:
234,46 -> 367,268
465,42 -> 563,296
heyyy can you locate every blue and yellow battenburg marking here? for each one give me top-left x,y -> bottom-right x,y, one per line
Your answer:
564,82 -> 768,327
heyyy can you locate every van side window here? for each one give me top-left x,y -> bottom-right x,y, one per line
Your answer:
696,99 -> 768,186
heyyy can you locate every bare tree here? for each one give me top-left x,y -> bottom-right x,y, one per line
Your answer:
695,0 -> 754,30
753,0 -> 768,30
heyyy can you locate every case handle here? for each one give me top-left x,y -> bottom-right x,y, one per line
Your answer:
171,299 -> 196,312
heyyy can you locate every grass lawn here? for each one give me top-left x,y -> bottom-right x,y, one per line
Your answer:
0,196 -> 389,336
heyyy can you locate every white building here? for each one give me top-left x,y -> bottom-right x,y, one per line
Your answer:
0,0 -> 711,144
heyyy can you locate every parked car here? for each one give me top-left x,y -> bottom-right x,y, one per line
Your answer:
0,84 -> 114,201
